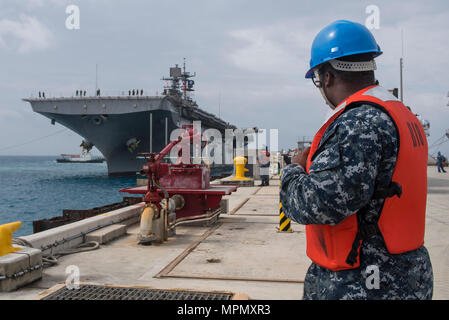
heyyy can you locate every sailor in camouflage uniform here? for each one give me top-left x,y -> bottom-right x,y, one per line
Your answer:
280,20 -> 433,300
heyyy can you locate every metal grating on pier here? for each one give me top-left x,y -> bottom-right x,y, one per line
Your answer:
41,284 -> 234,300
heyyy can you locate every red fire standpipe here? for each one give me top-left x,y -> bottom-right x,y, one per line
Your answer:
120,124 -> 238,245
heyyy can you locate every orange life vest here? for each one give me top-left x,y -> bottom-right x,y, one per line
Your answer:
305,85 -> 428,271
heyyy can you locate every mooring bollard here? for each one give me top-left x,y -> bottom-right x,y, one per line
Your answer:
0,222 -> 22,256
230,156 -> 251,180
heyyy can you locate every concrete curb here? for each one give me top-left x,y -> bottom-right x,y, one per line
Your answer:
18,203 -> 145,254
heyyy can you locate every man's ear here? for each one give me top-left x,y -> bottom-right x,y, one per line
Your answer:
323,71 -> 334,88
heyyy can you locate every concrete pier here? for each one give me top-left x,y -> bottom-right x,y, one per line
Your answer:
0,168 -> 448,300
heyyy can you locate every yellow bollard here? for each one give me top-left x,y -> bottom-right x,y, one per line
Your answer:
230,156 -> 251,180
278,171 -> 292,232
0,221 -> 22,256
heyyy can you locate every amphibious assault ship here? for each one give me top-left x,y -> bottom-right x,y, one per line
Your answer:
24,63 -> 237,176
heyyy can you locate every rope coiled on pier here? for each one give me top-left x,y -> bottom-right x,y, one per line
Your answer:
12,238 -> 100,268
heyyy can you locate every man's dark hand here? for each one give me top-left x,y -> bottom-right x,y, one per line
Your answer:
291,147 -> 311,168
283,154 -> 291,165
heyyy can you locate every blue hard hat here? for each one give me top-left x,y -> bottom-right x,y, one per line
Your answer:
305,20 -> 383,78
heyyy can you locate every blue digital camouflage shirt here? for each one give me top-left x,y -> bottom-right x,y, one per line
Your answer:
280,104 -> 433,300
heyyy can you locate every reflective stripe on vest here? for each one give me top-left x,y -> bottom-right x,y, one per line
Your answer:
305,85 -> 427,271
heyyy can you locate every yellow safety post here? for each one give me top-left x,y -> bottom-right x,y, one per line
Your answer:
279,203 -> 292,232
230,156 -> 251,180
278,171 -> 292,232
0,221 -> 22,256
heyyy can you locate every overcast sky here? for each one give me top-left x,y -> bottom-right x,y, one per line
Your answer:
1,0 -> 448,156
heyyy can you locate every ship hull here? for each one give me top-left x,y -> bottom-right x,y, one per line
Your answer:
40,109 -> 176,174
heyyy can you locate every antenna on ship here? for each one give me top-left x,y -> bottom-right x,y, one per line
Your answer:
400,30 -> 404,102
218,91 -> 221,118
95,63 -> 98,92
181,57 -> 196,101
183,58 -> 187,100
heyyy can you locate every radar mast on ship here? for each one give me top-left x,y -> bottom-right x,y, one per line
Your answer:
162,58 -> 196,102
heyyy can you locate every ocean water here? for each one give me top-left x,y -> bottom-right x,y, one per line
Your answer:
0,156 -> 137,237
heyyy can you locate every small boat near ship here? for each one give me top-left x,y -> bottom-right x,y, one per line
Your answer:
56,152 -> 104,163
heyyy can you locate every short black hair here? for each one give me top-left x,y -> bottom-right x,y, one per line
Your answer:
317,53 -> 376,85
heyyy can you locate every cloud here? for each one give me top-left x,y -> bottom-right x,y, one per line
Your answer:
227,20 -> 316,75
229,29 -> 295,74
0,14 -> 53,53
26,0 -> 46,7
11,0 -> 68,9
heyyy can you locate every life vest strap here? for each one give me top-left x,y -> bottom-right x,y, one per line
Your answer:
345,183 -> 401,266
372,182 -> 402,199
346,231 -> 363,266
345,208 -> 380,266
359,223 -> 380,239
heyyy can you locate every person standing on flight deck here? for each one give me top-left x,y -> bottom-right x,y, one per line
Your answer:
280,20 -> 433,300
